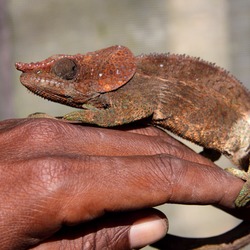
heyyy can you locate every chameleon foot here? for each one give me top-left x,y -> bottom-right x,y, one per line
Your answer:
235,180 -> 250,207
63,111 -> 87,122
226,167 -> 250,207
63,104 -> 101,122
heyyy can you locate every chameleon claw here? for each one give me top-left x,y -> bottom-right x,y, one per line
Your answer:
63,111 -> 84,121
225,167 -> 250,207
235,180 -> 250,207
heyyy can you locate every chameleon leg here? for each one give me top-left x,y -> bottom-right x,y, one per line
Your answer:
63,110 -> 97,123
63,102 -> 154,126
63,108 -> 150,127
226,167 -> 250,207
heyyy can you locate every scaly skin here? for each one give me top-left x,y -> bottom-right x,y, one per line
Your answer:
15,45 -> 250,207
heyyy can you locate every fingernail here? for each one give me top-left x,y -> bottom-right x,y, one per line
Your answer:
129,215 -> 168,249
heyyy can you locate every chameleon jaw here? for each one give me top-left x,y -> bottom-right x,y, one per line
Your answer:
19,72 -> 86,108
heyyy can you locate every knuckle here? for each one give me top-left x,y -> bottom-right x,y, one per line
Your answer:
30,157 -> 70,193
22,119 -> 63,143
3,119 -> 63,149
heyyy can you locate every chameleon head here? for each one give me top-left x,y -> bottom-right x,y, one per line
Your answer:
16,54 -> 90,108
15,45 -> 136,108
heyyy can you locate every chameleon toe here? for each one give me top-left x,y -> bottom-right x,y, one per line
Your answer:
225,167 -> 250,207
235,180 -> 250,207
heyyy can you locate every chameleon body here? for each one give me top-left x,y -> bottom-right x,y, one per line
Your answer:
16,45 -> 250,207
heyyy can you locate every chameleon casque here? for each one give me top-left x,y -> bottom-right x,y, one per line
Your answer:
15,45 -> 250,207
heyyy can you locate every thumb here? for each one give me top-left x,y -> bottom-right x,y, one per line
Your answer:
31,209 -> 168,250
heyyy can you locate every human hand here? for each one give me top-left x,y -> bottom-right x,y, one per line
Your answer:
0,118 -> 247,249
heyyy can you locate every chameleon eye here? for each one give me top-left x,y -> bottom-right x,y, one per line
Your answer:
52,58 -> 77,80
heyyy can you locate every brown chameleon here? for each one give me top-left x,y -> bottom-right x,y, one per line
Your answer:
15,45 -> 250,207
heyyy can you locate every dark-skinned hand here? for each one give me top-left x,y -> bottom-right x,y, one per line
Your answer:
0,118 -> 248,250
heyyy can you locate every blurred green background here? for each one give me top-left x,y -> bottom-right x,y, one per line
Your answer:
0,0 -> 250,249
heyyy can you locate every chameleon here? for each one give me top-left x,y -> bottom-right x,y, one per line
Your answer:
15,45 -> 250,207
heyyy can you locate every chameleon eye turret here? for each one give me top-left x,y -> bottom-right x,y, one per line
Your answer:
52,58 -> 77,80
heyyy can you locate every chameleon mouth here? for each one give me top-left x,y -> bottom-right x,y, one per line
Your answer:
20,72 -> 70,92
19,72 -> 83,108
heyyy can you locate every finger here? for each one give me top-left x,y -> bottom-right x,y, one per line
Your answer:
3,118 -> 214,166
18,156 -> 244,232
21,154 -> 246,249
52,155 -> 246,224
31,209 -> 168,250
